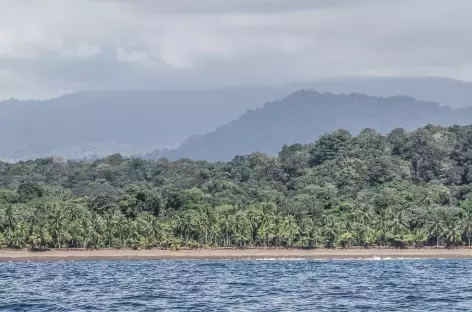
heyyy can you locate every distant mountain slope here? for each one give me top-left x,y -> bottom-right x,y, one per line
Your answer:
308,76 -> 472,108
147,90 -> 472,161
3,76 -> 472,162
0,87 -> 294,161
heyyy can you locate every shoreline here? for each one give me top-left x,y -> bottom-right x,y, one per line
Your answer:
2,248 -> 472,262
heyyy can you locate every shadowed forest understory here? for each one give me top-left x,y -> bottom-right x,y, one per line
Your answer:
2,124 -> 472,250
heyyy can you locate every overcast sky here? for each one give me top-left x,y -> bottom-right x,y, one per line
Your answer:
1,0 -> 471,100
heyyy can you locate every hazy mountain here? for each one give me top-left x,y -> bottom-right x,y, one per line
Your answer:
3,76 -> 472,162
0,87 -> 295,162
147,90 -> 472,161
308,76 -> 472,108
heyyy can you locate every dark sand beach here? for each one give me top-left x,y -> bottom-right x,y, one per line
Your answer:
1,248 -> 472,261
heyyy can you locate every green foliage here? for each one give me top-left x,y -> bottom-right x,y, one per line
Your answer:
2,124 -> 472,249
309,130 -> 352,166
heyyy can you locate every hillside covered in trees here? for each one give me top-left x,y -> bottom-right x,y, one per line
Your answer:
4,76 -> 472,162
147,90 -> 472,161
2,124 -> 472,249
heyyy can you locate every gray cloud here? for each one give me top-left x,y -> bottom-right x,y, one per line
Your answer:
0,0 -> 471,99
103,0 -> 355,14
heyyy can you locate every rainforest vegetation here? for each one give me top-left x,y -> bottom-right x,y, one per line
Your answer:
148,90 -> 472,161
2,124 -> 472,250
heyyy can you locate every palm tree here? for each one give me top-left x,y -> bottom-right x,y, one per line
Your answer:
0,232 -> 7,248
26,208 -> 43,238
79,217 -> 92,248
48,203 -> 66,248
234,211 -> 251,248
195,211 -> 209,245
376,207 -> 392,246
444,219 -> 462,248
3,204 -> 17,238
363,228 -> 380,248
217,208 -> 234,246
8,221 -> 29,249
67,220 -> 82,247
259,203 -> 276,245
246,206 -> 262,246
273,215 -> 285,247
127,219 -> 141,248
66,201 -> 85,223
411,228 -> 427,248
29,223 -> 52,250
339,232 -> 355,249
144,214 -> 161,247
282,215 -> 299,248
391,210 -> 408,235
90,214 -> 104,248
103,213 -> 116,247
257,213 -> 275,247
198,205 -> 214,245
427,212 -> 444,248
181,210 -> 200,244
257,224 -> 270,248
356,203 -> 374,227
460,212 -> 472,246
352,222 -> 368,247
114,213 -> 128,247
322,216 -> 340,248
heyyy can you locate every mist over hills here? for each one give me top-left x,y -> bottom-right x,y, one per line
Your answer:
0,87 -> 294,161
3,76 -> 472,162
308,76 -> 472,108
146,90 -> 472,161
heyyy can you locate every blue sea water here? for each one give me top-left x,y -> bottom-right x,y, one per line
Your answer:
0,259 -> 471,311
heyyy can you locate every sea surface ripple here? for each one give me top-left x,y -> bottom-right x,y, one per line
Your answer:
0,259 -> 471,311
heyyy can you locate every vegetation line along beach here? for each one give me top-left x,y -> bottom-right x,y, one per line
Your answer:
2,124 -> 472,254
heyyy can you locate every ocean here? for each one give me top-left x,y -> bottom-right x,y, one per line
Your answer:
0,259 -> 471,311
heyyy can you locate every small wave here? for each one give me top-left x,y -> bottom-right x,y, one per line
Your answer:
178,257 -> 439,262
2,259 -> 471,310
329,257 -> 425,261
254,258 -> 309,261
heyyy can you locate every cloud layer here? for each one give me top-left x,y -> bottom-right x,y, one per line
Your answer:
0,0 -> 471,99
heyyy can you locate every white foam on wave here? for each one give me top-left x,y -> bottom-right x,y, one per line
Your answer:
330,257 -> 424,261
198,257 -> 432,261
241,257 -> 427,261
254,258 -> 308,261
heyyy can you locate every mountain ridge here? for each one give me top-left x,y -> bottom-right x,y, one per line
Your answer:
144,90 -> 472,161
4,76 -> 472,162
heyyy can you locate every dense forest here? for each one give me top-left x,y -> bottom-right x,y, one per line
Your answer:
3,124 -> 472,250
148,90 -> 472,161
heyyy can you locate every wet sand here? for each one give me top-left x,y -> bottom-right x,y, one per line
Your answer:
1,248 -> 472,262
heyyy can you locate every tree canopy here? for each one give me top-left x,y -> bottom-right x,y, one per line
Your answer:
2,124 -> 472,250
